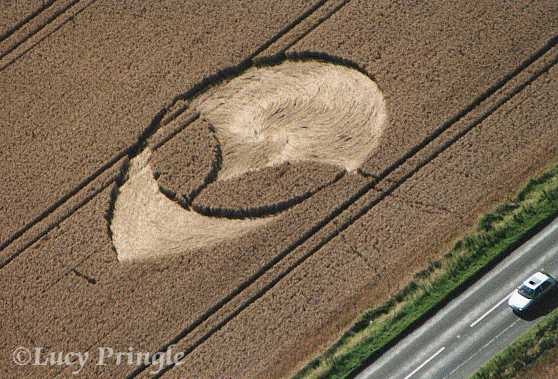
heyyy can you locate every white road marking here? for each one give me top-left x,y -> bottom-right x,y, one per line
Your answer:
403,346 -> 446,379
447,320 -> 519,378
470,292 -> 513,328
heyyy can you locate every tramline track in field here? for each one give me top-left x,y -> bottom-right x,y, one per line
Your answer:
129,33 -> 558,379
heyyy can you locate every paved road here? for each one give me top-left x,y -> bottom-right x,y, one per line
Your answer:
356,216 -> 558,379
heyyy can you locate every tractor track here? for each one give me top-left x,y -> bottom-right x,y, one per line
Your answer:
128,33 -> 558,379
0,0 -> 98,71
0,0 -> 336,263
0,0 -> 57,43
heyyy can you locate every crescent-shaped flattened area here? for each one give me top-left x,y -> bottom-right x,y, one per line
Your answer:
111,149 -> 270,262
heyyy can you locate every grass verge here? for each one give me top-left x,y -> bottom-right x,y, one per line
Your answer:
294,163 -> 558,379
471,307 -> 558,379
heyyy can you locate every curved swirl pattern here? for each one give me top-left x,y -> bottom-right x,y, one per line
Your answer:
199,60 -> 387,180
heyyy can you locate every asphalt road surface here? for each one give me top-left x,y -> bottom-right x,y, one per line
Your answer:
356,216 -> 558,379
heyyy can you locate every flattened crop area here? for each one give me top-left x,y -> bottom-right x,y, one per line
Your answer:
1,1 -> 557,378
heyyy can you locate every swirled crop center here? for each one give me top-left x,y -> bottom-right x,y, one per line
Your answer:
198,60 -> 387,180
110,59 -> 387,261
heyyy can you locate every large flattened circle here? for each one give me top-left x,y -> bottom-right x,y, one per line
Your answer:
198,60 -> 387,181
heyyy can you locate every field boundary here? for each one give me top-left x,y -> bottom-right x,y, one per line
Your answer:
130,36 -> 558,379
472,307 -> 558,379
296,164 -> 558,379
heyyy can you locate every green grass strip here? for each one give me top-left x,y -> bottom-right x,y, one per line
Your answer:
471,307 -> 558,379
294,164 -> 558,379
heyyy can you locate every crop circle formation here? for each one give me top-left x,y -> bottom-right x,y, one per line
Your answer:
110,59 -> 387,261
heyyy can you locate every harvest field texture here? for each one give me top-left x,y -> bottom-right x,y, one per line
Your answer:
1,1 -> 558,378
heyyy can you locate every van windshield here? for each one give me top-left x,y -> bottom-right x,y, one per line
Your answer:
518,285 -> 537,299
